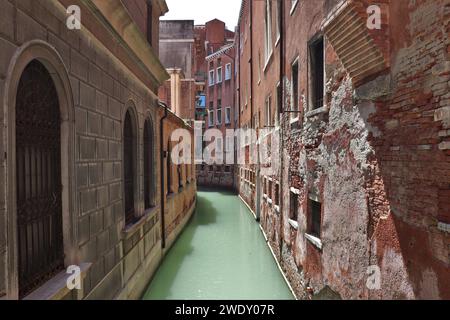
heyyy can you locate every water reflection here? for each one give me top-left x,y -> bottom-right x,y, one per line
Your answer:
142,190 -> 294,300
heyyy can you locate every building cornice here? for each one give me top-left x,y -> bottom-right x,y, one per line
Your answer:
59,0 -> 169,90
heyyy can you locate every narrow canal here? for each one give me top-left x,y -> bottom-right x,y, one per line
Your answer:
142,190 -> 294,300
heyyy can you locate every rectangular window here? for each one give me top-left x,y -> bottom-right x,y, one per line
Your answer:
225,63 -> 232,80
209,70 -> 215,86
309,36 -> 324,110
268,179 -> 273,200
275,183 -> 280,206
225,107 -> 231,124
291,0 -> 299,14
217,108 -> 222,125
290,192 -> 299,221
216,67 -> 223,84
208,110 -> 214,127
291,59 -> 299,119
275,0 -> 281,41
216,137 -> 223,156
226,135 -> 233,152
276,82 -> 282,126
264,0 -> 273,61
308,199 -> 322,238
265,96 -> 272,127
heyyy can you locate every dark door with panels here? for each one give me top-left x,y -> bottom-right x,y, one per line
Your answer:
15,60 -> 64,298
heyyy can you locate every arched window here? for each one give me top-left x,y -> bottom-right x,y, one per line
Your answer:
143,118 -> 154,209
123,110 -> 137,225
15,60 -> 64,298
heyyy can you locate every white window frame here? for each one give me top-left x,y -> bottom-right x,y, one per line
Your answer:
265,96 -> 272,127
290,0 -> 299,15
217,108 -> 222,125
209,70 -> 215,86
264,0 -> 273,63
275,0 -> 281,45
216,67 -> 223,84
275,82 -> 281,127
226,135 -> 233,152
225,107 -> 231,124
208,110 -> 214,127
290,57 -> 300,123
225,63 -> 232,80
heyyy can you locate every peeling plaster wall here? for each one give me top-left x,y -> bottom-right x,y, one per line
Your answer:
277,0 -> 449,300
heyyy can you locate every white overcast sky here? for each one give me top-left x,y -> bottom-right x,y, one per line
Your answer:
162,0 -> 242,30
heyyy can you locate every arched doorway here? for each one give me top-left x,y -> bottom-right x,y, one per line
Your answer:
15,60 -> 64,298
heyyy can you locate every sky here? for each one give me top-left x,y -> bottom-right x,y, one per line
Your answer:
162,0 -> 242,30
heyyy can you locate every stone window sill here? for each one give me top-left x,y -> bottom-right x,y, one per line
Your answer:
288,219 -> 298,230
305,233 -> 323,250
290,187 -> 300,195
306,105 -> 329,118
274,205 -> 280,213
24,263 -> 92,300
438,221 -> 450,233
122,208 -> 157,240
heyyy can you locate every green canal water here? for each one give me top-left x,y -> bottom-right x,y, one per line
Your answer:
142,190 -> 294,300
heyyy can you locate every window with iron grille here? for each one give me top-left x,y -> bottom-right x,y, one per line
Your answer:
309,36 -> 324,110
143,119 -> 154,210
16,60 -> 64,298
123,110 -> 137,226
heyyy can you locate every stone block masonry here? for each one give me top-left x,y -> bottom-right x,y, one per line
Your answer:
0,0 -> 196,300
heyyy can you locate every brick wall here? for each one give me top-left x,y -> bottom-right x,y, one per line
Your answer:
239,0 -> 450,299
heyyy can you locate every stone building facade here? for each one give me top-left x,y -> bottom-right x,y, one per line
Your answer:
236,0 -> 257,209
237,0 -> 450,299
159,19 -> 237,188
197,44 -> 236,188
0,0 -> 196,300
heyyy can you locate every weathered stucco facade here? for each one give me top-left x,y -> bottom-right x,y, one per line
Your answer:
237,0 -> 450,299
0,0 -> 196,300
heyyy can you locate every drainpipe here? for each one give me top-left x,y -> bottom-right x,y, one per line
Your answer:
278,0 -> 285,261
159,101 -> 169,249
